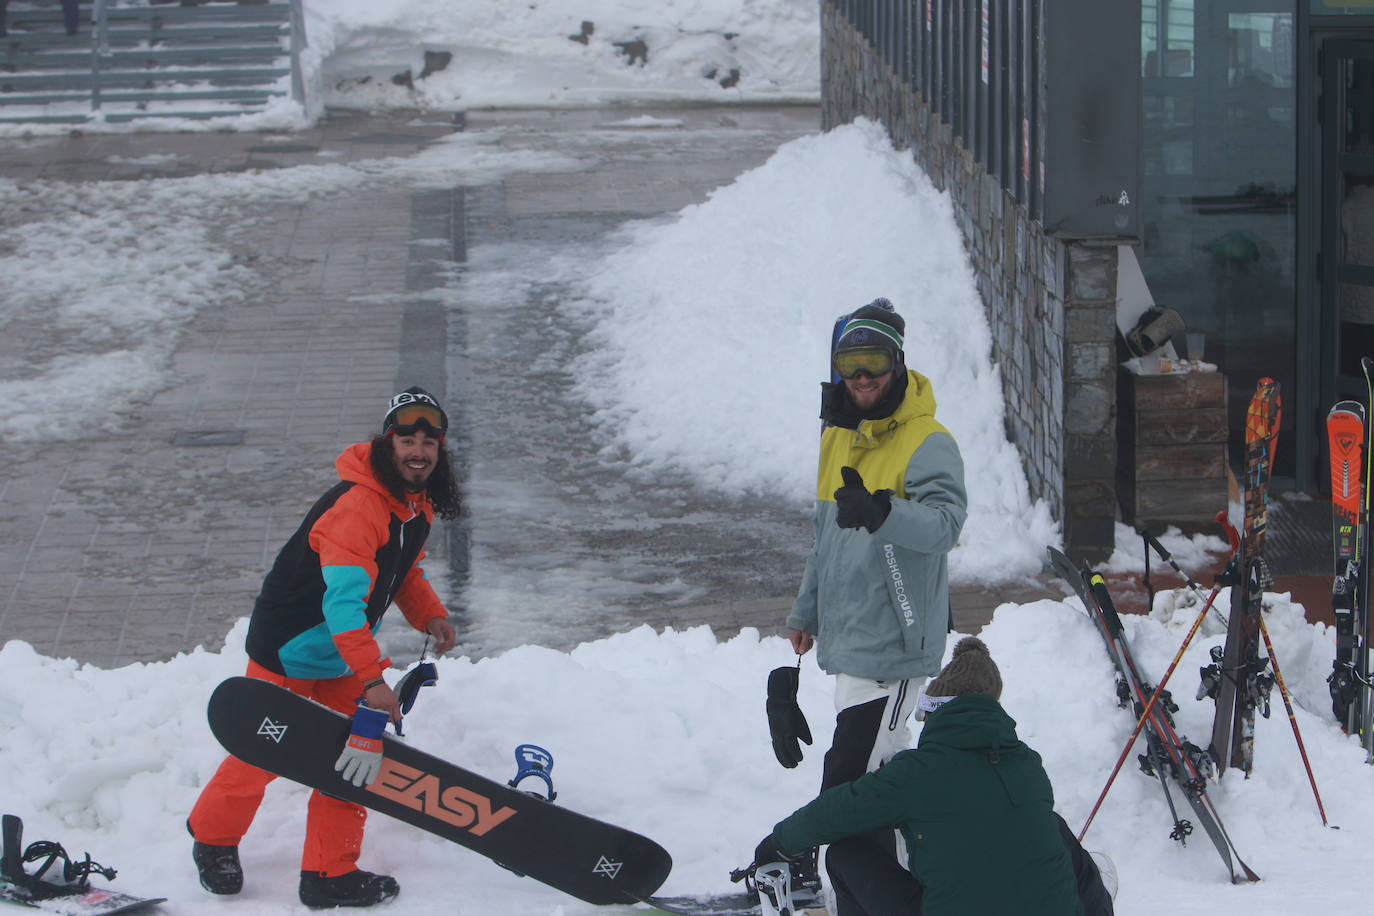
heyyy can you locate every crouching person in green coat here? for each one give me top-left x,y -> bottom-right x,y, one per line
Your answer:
752,637 -> 1113,916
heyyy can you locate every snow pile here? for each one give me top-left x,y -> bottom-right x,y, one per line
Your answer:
553,118 -> 1057,579
1,586 -> 1369,915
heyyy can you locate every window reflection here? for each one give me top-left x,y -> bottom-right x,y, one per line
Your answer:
1139,0 -> 1297,475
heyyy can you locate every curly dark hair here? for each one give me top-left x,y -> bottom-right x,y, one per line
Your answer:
369,434 -> 462,521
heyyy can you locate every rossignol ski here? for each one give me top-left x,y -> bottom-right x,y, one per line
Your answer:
1199,378 -> 1281,776
1327,398 -> 1367,735
1361,358 -> 1374,758
1049,547 -> 1259,884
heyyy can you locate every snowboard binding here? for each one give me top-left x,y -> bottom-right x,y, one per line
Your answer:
1,814 -> 117,901
727,859 -> 797,916
508,744 -> 557,802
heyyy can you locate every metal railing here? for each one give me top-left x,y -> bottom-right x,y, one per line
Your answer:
1,0 -> 305,123
829,0 -> 1141,239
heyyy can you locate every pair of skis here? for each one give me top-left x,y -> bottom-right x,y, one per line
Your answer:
1049,546 -> 1259,884
1197,379 -> 1281,777
1326,356 -> 1374,760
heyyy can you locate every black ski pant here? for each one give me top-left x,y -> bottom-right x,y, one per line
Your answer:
823,814 -> 1113,916
821,695 -> 908,859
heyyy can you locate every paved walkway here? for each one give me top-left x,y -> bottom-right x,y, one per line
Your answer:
0,106 -> 1071,669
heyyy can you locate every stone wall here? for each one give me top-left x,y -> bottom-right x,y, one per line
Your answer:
821,3 -> 1117,560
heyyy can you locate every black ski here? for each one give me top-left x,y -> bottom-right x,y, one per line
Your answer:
1049,547 -> 1259,884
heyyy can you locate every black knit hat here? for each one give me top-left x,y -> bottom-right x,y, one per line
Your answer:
834,298 -> 905,361
925,636 -> 1003,700
382,386 -> 448,440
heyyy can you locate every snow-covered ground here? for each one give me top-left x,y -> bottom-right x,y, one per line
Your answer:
2,577 -> 1367,916
308,0 -> 821,111
4,2 -> 1368,915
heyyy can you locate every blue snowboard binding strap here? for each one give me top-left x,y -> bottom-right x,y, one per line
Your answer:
508,744 -> 556,801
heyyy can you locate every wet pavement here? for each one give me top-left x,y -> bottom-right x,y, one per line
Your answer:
0,105 -> 1065,670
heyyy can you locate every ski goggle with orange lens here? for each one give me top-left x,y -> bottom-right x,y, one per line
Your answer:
833,347 -> 896,379
386,403 -> 447,439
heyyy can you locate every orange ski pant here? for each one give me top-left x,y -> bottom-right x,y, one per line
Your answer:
188,660 -> 368,877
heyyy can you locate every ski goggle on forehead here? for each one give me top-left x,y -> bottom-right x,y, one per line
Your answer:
386,403 -> 447,438
833,347 -> 896,379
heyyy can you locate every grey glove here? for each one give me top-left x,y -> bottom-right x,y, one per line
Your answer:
334,701 -> 388,787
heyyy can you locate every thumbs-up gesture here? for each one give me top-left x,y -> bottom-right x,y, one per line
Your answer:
833,466 -> 894,533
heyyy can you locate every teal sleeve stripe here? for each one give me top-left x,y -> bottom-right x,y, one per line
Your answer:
321,564 -> 373,635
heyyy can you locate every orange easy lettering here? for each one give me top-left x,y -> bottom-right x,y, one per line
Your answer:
367,758 -> 423,809
444,786 -> 518,836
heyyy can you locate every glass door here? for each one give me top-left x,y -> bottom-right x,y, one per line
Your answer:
1322,40 -> 1374,404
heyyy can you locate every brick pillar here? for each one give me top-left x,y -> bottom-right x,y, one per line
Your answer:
1062,243 -> 1120,562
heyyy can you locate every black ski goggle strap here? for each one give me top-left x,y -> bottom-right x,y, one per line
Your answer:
833,347 -> 895,379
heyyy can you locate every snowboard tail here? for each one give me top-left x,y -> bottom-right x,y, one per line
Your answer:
205,677 -> 671,906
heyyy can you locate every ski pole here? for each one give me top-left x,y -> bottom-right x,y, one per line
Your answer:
1077,580 -> 1222,843
1140,522 -> 1231,627
1257,614 -> 1329,825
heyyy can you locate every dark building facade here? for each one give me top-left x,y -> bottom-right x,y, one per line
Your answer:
821,0 -> 1374,559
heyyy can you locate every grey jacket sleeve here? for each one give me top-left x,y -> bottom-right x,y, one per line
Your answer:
878,431 -> 967,553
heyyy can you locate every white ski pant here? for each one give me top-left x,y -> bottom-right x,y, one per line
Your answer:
822,674 -> 925,791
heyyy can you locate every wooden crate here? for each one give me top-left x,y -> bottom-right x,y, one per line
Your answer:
1117,369 -> 1229,530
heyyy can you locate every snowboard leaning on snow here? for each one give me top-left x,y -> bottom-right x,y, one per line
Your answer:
206,676 -> 673,906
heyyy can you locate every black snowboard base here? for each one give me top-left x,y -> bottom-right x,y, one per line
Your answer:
206,676 -> 672,905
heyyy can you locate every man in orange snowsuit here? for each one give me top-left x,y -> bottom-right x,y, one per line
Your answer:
188,386 -> 461,908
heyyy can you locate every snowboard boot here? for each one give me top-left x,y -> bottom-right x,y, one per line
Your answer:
299,869 -> 400,908
191,840 -> 243,895
789,846 -> 823,901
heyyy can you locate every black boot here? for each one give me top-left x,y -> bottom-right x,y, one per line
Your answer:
192,841 -> 243,895
790,846 -> 824,900
299,869 -> 400,908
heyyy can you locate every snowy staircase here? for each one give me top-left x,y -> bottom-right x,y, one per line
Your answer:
0,0 -> 304,124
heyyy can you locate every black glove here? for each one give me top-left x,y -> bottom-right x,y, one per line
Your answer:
766,665 -> 812,768
834,466 -> 893,533
753,834 -> 798,869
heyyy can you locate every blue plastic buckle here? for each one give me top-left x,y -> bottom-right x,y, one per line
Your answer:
508,744 -> 556,801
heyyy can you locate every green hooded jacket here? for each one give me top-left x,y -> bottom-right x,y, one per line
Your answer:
772,694 -> 1083,916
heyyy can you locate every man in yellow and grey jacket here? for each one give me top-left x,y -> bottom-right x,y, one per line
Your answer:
776,298 -> 967,891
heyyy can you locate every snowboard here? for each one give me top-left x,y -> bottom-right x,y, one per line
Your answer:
0,885 -> 163,916
205,676 -> 672,906
635,887 -> 824,916
1,814 -> 163,915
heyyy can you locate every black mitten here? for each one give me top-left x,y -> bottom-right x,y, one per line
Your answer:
766,665 -> 812,768
833,465 -> 893,533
